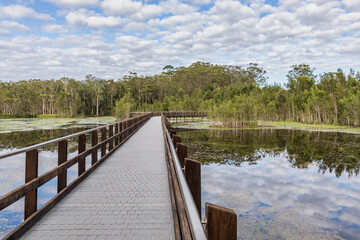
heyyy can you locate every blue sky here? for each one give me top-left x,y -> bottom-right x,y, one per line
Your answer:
0,0 -> 360,84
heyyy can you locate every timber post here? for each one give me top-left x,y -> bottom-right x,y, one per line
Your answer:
185,158 -> 201,216
109,125 -> 113,151
58,140 -> 67,193
205,203 -> 237,240
101,127 -> 106,157
91,130 -> 98,165
176,143 -> 187,168
25,149 -> 38,220
172,135 -> 181,148
78,134 -> 86,176
115,123 -> 119,146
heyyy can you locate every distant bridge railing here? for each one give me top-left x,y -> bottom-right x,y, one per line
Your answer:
161,113 -> 237,240
130,111 -> 208,118
0,113 -> 151,239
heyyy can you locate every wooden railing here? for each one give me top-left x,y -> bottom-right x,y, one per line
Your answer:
161,113 -> 237,240
131,111 -> 208,118
0,113 -> 151,239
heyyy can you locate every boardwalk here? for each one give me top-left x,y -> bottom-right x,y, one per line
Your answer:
21,117 -> 175,240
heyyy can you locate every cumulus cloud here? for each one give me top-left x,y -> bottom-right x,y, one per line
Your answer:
43,0 -> 99,8
343,0 -> 360,12
0,0 -> 360,82
42,23 -> 68,33
100,0 -> 163,20
0,4 -> 54,20
65,9 -> 122,28
0,20 -> 31,34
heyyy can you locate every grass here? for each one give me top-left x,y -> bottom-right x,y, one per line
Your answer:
173,119 -> 360,134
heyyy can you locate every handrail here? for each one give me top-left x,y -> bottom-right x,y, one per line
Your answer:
1,113 -> 151,239
0,115 -> 146,160
161,115 -> 207,240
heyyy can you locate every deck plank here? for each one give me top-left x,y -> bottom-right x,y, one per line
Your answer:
21,117 -> 175,240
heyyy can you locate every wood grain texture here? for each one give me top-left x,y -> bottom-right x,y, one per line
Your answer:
57,140 -> 67,193
25,149 -> 38,220
176,143 -> 187,168
185,158 -> 201,216
78,134 -> 86,176
101,127 -> 107,157
91,130 -> 98,165
205,202 -> 237,240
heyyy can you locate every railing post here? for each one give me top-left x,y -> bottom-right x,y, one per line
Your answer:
120,122 -> 123,142
101,127 -> 106,157
109,125 -> 113,151
25,149 -> 38,220
172,135 -> 181,147
170,129 -> 176,138
58,140 -> 67,193
115,123 -> 119,146
91,130 -> 98,165
126,120 -> 129,137
176,143 -> 187,168
205,203 -> 237,240
185,158 -> 201,216
78,134 -> 86,176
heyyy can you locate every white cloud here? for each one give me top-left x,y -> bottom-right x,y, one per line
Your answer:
0,20 -> 31,34
1,0 -> 360,83
65,9 -> 122,28
101,0 -> 142,16
42,24 -> 68,33
0,4 -> 54,20
182,0 -> 211,5
43,0 -> 99,8
101,0 -> 163,20
343,0 -> 360,12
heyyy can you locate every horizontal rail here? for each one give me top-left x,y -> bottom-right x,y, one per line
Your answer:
162,115 -> 207,240
131,111 -> 208,118
3,114 -> 151,239
0,115 -> 146,160
0,118 -> 148,211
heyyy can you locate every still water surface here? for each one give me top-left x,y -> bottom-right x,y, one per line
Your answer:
177,128 -> 360,240
0,117 -> 115,237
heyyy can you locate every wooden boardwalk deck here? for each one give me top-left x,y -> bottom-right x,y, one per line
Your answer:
21,117 -> 175,240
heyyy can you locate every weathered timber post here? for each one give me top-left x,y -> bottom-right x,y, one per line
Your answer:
185,158 -> 201,215
176,143 -> 187,168
25,149 -> 38,220
91,130 -> 98,165
78,134 -> 86,176
109,125 -> 113,151
205,203 -> 237,240
125,120 -> 129,138
170,129 -> 176,138
101,127 -> 107,157
115,123 -> 119,146
172,135 -> 181,147
58,140 -> 67,193
119,122 -> 123,142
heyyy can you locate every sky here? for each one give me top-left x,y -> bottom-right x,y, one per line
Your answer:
0,0 -> 360,84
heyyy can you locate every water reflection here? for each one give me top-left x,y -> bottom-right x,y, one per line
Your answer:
0,124 -> 105,237
178,129 -> 360,240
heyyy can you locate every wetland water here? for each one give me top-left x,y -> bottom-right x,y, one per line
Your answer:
177,127 -> 360,240
0,117 -> 116,237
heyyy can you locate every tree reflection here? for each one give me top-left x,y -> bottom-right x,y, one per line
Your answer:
178,129 -> 360,177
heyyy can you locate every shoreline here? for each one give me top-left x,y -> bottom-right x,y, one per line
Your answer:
174,120 -> 360,134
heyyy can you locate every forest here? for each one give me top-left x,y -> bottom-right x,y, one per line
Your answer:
1,62 -> 360,127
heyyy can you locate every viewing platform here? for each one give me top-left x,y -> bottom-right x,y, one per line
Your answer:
21,117 -> 174,239
0,112 -> 236,240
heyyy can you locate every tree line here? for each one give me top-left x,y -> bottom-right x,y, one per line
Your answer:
1,62 -> 360,127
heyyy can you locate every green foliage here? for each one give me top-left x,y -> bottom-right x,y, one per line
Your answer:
1,62 -> 360,127
114,93 -> 135,119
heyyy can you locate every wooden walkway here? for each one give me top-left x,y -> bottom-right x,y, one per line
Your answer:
21,117 -> 175,240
